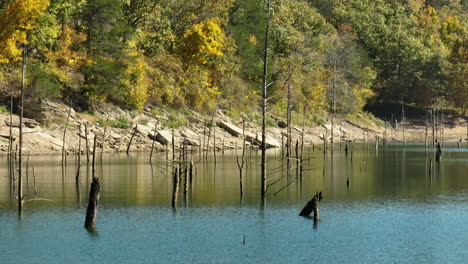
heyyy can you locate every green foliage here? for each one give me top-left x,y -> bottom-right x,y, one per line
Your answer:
0,0 -> 466,125
28,62 -> 63,99
0,105 -> 8,113
161,111 -> 189,129
111,117 -> 131,129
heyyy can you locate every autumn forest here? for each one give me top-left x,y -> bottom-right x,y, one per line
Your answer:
0,0 -> 467,117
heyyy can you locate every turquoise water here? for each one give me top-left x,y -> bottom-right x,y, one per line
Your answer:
1,144 -> 467,263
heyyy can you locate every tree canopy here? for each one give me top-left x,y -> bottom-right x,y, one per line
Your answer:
0,0 -> 466,114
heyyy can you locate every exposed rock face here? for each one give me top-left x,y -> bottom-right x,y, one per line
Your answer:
181,129 -> 200,146
4,117 -> 39,128
217,121 -> 280,148
156,130 -> 172,145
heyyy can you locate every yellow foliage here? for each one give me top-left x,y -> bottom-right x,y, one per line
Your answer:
179,18 -> 225,64
47,25 -> 92,85
0,0 -> 49,63
123,55 -> 148,110
248,35 -> 257,45
441,16 -> 465,45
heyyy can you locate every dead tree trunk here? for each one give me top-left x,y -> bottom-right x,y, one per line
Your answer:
171,167 -> 179,209
76,128 -> 82,181
401,102 -> 405,146
126,124 -> 138,155
62,103 -> 73,164
299,192 -> 322,220
84,135 -> 100,230
436,142 -> 442,162
8,76 -> 14,168
286,71 -> 292,174
149,125 -> 157,162
18,45 -> 27,213
299,108 -> 306,179
425,111 -> 428,150
100,115 -> 109,159
85,123 -> 90,164
432,108 -> 435,147
213,121 -> 217,165
172,131 -> 176,161
237,119 -> 246,198
260,0 -> 271,197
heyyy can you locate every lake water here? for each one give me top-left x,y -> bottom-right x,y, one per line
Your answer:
1,143 -> 468,263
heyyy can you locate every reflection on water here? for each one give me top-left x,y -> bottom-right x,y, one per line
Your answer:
1,144 -> 468,263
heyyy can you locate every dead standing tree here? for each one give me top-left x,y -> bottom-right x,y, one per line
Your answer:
18,45 -> 27,213
286,71 -> 292,175
126,124 -> 138,155
62,103 -> 73,165
100,115 -> 109,159
260,0 -> 271,198
236,119 -> 247,198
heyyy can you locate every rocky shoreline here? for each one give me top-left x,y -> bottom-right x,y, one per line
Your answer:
0,100 -> 466,155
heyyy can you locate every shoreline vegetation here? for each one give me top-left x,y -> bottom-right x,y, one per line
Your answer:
0,100 -> 466,156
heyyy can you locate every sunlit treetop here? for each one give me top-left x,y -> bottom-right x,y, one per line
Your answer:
0,0 -> 50,63
179,18 -> 225,65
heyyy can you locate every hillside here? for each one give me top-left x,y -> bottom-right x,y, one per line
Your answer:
0,100 -> 466,155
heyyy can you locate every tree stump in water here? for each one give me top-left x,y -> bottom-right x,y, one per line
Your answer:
299,192 -> 322,220
435,143 -> 442,162
84,176 -> 100,230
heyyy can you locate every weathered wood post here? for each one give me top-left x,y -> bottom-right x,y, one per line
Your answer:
84,135 -> 100,230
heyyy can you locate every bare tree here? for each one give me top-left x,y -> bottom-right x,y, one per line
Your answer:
260,0 -> 271,197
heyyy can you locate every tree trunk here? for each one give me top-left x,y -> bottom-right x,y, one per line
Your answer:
84,135 -> 100,230
260,0 -> 271,197
126,124 -> 138,155
18,45 -> 27,214
62,103 -> 73,165
100,115 -> 109,159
